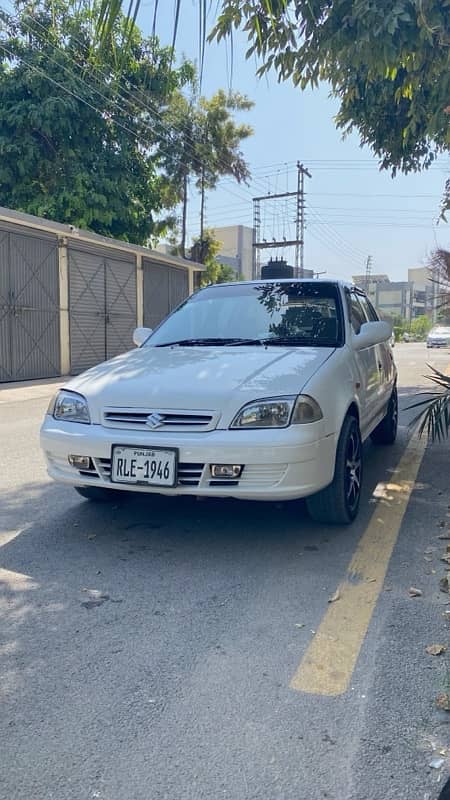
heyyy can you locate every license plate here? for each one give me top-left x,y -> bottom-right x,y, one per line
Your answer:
111,446 -> 177,487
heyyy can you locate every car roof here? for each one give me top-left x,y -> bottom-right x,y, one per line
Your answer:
205,278 -> 355,290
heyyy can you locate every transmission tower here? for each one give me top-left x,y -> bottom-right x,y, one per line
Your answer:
295,162 -> 312,278
364,255 -> 372,293
252,162 -> 311,279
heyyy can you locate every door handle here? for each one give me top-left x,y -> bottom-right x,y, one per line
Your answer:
378,361 -> 383,371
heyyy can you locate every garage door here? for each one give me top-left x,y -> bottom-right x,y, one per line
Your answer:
143,259 -> 189,330
68,247 -> 136,374
0,227 -> 60,382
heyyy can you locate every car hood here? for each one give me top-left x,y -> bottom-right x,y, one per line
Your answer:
65,344 -> 335,425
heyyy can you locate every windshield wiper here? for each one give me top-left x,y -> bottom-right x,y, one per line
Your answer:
228,338 -> 265,346
155,337 -> 263,348
263,337 -> 336,347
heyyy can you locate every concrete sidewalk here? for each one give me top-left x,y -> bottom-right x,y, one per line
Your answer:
0,376 -> 68,404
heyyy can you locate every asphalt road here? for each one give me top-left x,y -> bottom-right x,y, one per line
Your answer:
1,343 -> 450,800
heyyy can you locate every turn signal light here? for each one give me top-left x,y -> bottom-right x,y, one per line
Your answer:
210,464 -> 243,479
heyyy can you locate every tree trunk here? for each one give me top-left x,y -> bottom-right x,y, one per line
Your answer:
181,171 -> 188,259
199,163 -> 206,262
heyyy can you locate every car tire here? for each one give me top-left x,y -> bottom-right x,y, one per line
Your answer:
306,415 -> 362,525
370,387 -> 398,446
75,486 -> 126,503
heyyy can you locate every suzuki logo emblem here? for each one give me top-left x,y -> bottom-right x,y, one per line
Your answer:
146,412 -> 164,429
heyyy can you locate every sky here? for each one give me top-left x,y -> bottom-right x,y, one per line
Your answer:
139,1 -> 450,283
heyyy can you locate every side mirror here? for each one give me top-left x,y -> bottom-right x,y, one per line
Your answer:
133,327 -> 152,347
353,321 -> 392,350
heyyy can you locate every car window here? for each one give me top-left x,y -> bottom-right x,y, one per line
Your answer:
347,292 -> 367,334
148,282 -> 344,347
358,293 -> 379,322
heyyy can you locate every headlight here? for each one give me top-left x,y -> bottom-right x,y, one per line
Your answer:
48,390 -> 91,424
230,395 -> 322,429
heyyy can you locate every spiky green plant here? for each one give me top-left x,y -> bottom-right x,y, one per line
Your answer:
407,366 -> 450,442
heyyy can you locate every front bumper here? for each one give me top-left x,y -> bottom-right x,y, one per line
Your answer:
40,417 -> 337,501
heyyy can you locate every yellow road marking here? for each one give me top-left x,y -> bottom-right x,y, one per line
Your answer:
291,358 -> 450,696
290,436 -> 427,696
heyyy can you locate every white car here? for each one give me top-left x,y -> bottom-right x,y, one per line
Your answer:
426,326 -> 450,348
41,279 -> 397,525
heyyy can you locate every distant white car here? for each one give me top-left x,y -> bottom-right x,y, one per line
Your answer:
41,279 -> 396,524
427,326 -> 450,348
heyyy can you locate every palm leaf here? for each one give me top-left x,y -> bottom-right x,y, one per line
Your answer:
95,0 -> 123,51
406,366 -> 450,442
172,0 -> 181,56
152,0 -> 159,37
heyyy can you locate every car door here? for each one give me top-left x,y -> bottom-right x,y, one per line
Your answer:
358,292 -> 395,410
346,289 -> 380,436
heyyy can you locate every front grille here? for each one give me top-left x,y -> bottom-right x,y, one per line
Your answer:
93,458 -> 204,488
102,408 -> 218,432
209,480 -> 239,487
75,459 -> 286,491
177,463 -> 204,486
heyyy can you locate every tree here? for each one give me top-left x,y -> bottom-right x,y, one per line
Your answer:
0,0 -> 194,243
430,248 -> 450,318
161,88 -> 253,258
212,2 -> 450,182
409,314 -> 432,340
91,1 -> 449,208
190,229 -> 237,285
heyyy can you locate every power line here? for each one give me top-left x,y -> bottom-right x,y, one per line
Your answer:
1,10 -> 264,206
306,228 -> 363,269
307,206 -> 368,260
2,9 -> 445,257
308,192 -> 443,199
0,25 -> 267,224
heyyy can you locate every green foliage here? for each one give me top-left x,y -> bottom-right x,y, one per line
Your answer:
160,87 -> 253,255
0,0 -> 194,244
386,313 -> 432,341
195,90 -> 253,191
200,260 -> 238,286
89,0 -> 449,204
190,229 -> 237,286
407,367 -> 450,442
430,248 -> 450,319
212,0 -> 450,207
409,314 -> 433,339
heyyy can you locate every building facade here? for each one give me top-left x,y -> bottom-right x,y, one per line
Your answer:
352,268 -> 439,321
213,225 -> 254,280
0,206 -> 203,382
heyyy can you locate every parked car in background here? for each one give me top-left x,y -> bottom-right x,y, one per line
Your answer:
426,326 -> 450,348
41,279 -> 396,525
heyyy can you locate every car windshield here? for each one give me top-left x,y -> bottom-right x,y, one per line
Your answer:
430,327 -> 450,335
148,282 -> 343,348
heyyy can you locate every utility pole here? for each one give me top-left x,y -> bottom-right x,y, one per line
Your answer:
295,162 -> 311,278
252,197 -> 261,279
252,161 -> 311,279
364,255 -> 372,294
